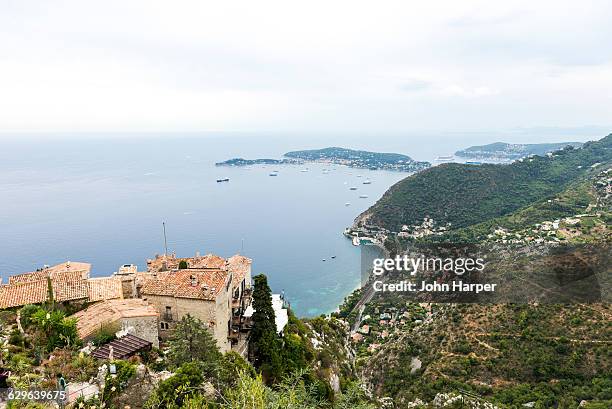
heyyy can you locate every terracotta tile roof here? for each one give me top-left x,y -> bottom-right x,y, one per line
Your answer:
0,280 -> 49,309
0,277 -> 95,308
87,277 -> 123,302
146,253 -> 229,272
140,269 -> 230,301
52,279 -> 88,302
0,262 -> 121,308
9,261 -> 91,284
227,255 -> 252,286
189,254 -> 227,269
146,254 -> 189,272
47,261 -> 91,275
71,299 -> 158,339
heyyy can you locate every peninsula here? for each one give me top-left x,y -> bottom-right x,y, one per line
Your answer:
455,141 -> 583,161
217,147 -> 431,172
215,157 -> 302,166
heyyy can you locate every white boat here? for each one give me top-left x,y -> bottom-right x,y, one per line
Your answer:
436,155 -> 454,162
269,172 -> 278,176
300,169 -> 309,172
349,187 -> 358,190
216,177 -> 230,182
359,195 -> 368,198
352,237 -> 360,246
356,175 -> 362,178
345,202 -> 351,206
362,179 -> 372,184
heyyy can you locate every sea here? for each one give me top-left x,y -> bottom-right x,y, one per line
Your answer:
0,130 -> 601,315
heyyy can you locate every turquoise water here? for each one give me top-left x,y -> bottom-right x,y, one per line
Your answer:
1,131 -> 599,315
0,134 -> 415,316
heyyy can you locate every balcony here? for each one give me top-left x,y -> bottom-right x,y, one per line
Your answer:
228,329 -> 240,342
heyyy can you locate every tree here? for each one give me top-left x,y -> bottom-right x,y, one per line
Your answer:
250,274 -> 282,381
146,362 -> 206,408
179,260 -> 188,269
219,351 -> 256,390
167,314 -> 222,377
221,369 -> 376,409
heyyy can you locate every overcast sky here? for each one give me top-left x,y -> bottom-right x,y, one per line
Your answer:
1,0 -> 611,137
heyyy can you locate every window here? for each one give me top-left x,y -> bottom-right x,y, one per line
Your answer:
160,322 -> 169,330
165,306 -> 172,321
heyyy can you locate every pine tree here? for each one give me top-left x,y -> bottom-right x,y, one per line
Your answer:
250,274 -> 281,381
167,314 -> 222,378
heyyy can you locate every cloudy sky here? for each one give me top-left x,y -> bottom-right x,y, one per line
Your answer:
1,0 -> 611,136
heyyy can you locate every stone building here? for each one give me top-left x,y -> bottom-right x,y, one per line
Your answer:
0,261 -> 123,309
140,268 -> 233,352
140,252 -> 253,353
70,298 -> 160,347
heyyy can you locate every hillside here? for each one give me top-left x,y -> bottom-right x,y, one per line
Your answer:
359,303 -> 611,407
284,147 -> 430,172
357,134 -> 611,232
348,150 -> 611,407
455,141 -> 583,161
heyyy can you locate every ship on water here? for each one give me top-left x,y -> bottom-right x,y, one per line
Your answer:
362,179 -> 371,184
216,177 -> 230,182
435,155 -> 454,162
349,186 -> 358,190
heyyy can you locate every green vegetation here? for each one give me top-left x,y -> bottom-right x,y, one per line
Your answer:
21,305 -> 80,353
351,133 -> 612,407
139,287 -> 372,408
362,134 -> 611,231
284,147 -> 430,171
455,141 -> 583,160
90,322 -> 119,346
220,370 -> 374,409
167,314 -> 222,377
250,274 -> 283,381
360,303 -> 611,407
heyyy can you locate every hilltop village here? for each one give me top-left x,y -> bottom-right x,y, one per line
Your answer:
0,252 -> 319,408
0,252 -> 287,355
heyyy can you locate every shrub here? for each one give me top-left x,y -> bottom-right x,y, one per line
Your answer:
91,322 -> 119,346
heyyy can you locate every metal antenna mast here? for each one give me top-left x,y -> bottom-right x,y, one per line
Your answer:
163,222 -> 168,257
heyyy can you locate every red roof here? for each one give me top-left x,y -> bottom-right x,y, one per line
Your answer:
227,255 -> 252,286
0,280 -> 49,309
9,262 -> 91,284
140,269 -> 230,301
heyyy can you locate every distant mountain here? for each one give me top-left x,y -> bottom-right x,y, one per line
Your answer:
455,141 -> 583,160
357,135 -> 610,232
284,147 -> 430,172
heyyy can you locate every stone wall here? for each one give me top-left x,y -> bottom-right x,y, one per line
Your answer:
121,315 -> 159,348
144,291 -> 232,352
